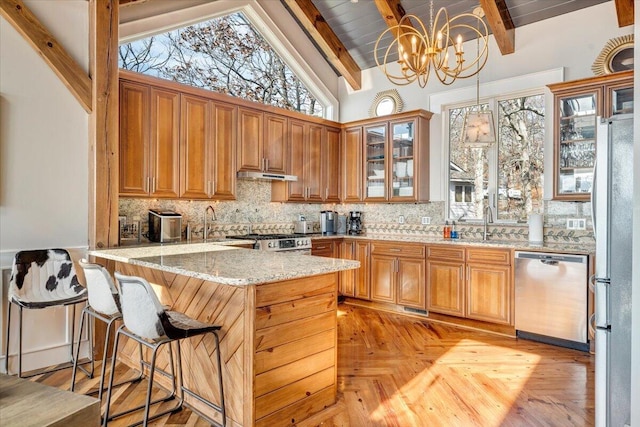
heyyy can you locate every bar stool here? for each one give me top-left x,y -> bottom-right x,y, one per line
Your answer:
5,249 -> 87,378
70,259 -> 143,399
103,272 -> 225,427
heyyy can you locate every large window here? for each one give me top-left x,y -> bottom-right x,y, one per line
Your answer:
448,92 -> 545,221
119,12 -> 324,117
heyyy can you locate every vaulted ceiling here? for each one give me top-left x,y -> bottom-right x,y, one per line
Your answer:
118,0 -> 634,91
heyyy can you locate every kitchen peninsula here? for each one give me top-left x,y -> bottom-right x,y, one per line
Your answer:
90,243 -> 359,427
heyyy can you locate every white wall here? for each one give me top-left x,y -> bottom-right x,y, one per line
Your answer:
0,0 -> 89,372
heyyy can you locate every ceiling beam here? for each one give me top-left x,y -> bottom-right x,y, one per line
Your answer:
614,0 -> 634,27
0,0 -> 92,112
479,0 -> 515,55
118,0 -> 148,6
284,0 -> 361,91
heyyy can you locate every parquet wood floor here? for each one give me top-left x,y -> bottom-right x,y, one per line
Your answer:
30,304 -> 594,426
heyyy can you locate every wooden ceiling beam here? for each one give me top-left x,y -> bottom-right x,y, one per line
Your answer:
118,0 -> 148,7
284,0 -> 361,90
479,0 -> 515,55
0,0 -> 92,112
613,0 -> 634,27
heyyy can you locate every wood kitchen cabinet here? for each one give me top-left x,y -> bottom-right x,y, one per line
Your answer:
119,81 -> 180,198
548,70 -> 632,200
180,95 -> 237,200
342,110 -> 431,203
426,246 -> 465,317
237,108 -> 287,174
312,239 -> 339,257
370,242 -> 426,310
272,120 -> 338,203
339,239 -> 370,298
341,126 -> 364,202
466,248 -> 512,325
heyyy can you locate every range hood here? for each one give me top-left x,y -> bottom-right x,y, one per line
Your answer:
237,171 -> 298,181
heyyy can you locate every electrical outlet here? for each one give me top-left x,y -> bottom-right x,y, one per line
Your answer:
566,218 -> 586,230
421,216 -> 431,225
398,215 -> 405,224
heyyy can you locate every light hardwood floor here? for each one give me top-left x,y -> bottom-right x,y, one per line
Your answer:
31,304 -> 594,426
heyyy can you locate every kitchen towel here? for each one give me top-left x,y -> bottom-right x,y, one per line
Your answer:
528,213 -> 544,245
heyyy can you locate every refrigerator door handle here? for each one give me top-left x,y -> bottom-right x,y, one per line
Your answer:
591,158 -> 596,232
594,279 -> 610,328
594,327 -> 609,427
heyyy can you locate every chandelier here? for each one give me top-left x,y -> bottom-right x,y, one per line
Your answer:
374,1 -> 490,88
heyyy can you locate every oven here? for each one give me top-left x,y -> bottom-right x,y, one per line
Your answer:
226,233 -> 312,255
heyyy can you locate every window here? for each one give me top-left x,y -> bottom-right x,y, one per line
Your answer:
448,92 -> 545,221
119,12 -> 324,117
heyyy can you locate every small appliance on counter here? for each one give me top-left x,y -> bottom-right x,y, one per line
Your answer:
320,210 -> 338,235
148,209 -> 182,243
118,216 -> 141,245
347,211 -> 363,235
294,215 -> 314,234
337,214 -> 347,235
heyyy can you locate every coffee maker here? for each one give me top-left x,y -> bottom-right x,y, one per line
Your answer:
348,211 -> 363,235
320,210 -> 338,235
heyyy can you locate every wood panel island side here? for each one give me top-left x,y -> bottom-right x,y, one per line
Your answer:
89,244 -> 358,427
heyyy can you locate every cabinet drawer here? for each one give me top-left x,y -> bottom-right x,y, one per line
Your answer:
427,246 -> 465,261
466,248 -> 511,265
370,242 -> 425,258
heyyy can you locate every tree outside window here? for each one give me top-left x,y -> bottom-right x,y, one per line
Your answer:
448,93 -> 544,221
119,12 -> 324,117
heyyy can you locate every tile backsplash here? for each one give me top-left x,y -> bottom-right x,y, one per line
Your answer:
118,180 -> 595,244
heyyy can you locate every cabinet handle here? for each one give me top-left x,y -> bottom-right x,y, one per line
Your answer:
212,180 -> 216,196
395,259 -> 399,273
316,246 -> 327,250
265,158 -> 269,171
145,176 -> 150,193
325,187 -> 328,199
390,248 -> 401,252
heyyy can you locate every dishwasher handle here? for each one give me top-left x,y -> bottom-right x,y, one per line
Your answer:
540,259 -> 559,266
515,251 -> 587,264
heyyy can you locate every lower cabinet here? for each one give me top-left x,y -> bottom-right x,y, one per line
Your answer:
312,239 -> 339,257
370,242 -> 426,310
339,239 -> 370,298
426,245 -> 512,325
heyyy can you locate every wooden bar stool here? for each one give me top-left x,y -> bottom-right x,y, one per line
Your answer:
4,249 -> 88,378
70,259 -> 143,400
103,272 -> 225,427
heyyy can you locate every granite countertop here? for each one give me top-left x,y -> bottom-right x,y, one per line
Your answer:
90,244 -> 359,286
311,233 -> 595,255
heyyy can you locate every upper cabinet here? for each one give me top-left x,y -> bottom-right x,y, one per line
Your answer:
343,110 -> 431,203
237,108 -> 287,174
548,70 -> 632,200
119,80 -> 180,198
119,73 -> 236,200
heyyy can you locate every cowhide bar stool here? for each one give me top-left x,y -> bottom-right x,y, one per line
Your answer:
103,272 -> 225,427
4,249 -> 88,378
70,259 -> 143,400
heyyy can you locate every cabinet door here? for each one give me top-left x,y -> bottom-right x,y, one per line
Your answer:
397,257 -> 425,310
553,89 -> 600,200
389,119 -> 417,201
370,254 -> 396,303
180,94 -> 211,199
605,80 -> 633,117
211,102 -> 237,199
306,123 -> 324,202
263,114 -> 287,174
467,264 -> 512,325
339,240 -> 356,297
149,88 -> 180,198
323,127 -> 341,202
312,240 -> 336,257
355,241 -> 371,300
342,126 -> 363,202
426,259 -> 465,317
364,123 -> 387,201
287,120 -> 306,201
237,107 -> 264,172
119,80 -> 150,196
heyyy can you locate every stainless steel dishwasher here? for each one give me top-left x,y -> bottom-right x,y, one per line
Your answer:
514,251 -> 589,351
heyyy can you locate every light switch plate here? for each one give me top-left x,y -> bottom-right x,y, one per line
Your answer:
398,215 -> 405,224
421,216 -> 431,225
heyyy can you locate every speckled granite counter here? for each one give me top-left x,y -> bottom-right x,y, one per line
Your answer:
310,233 -> 595,255
90,243 -> 359,286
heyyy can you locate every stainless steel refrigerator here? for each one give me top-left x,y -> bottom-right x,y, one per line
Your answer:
593,114 -> 633,427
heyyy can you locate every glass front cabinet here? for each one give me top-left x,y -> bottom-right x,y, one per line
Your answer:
361,110 -> 431,202
548,70 -> 632,200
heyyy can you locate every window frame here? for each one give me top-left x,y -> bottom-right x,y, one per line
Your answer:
444,88 -> 546,223
118,1 -> 339,120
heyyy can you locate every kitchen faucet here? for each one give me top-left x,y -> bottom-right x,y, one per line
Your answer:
204,205 -> 216,242
483,205 -> 493,241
